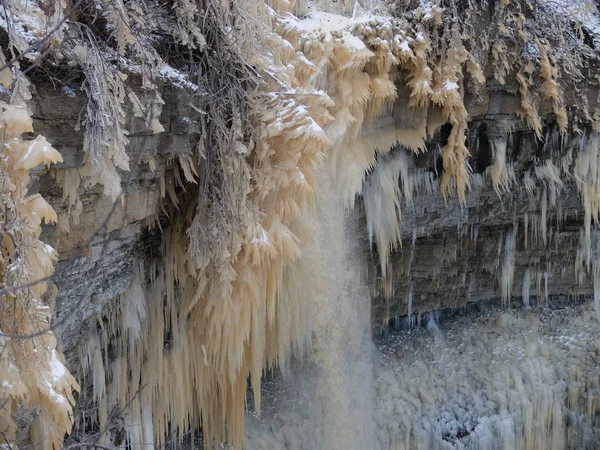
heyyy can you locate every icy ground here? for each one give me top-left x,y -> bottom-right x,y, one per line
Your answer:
244,300 -> 600,450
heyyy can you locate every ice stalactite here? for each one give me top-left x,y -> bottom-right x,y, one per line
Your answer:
537,39 -> 569,133
407,228 -> 417,327
91,5 -> 418,447
244,3 -> 600,449
232,2 -> 596,442
574,132 -> 600,269
488,136 -> 513,196
242,154 -> 378,450
0,67 -> 78,449
363,151 -> 411,279
79,4 -> 337,448
594,262 -> 600,320
500,225 -> 517,306
522,269 -> 531,308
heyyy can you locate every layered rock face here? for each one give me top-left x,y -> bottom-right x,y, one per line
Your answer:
11,80 -> 196,443
35,72 -> 600,352
31,81 -> 198,355
369,80 -> 600,324
30,69 -> 600,347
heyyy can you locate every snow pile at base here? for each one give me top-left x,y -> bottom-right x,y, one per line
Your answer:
294,0 -> 388,20
244,302 -> 600,450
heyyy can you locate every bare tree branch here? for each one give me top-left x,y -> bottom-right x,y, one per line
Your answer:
0,0 -> 86,73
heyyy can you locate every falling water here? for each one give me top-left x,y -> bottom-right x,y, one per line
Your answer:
244,170 -> 377,449
310,172 -> 377,450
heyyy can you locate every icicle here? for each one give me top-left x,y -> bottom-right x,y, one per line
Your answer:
488,136 -> 511,195
524,212 -> 529,249
407,281 -> 413,327
541,186 -> 548,247
522,269 -> 531,309
574,132 -> 600,268
42,5 -> 600,450
594,262 -> 600,321
0,72 -> 78,450
471,223 -> 479,246
544,271 -> 549,304
500,225 -> 517,306
363,150 -> 412,277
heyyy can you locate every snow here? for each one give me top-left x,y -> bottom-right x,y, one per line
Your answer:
48,349 -> 66,381
20,136 -> 53,163
539,0 -> 600,37
37,350 -> 69,405
158,65 -> 199,91
7,257 -> 23,272
252,227 -> 270,245
244,302 -> 600,449
298,7 -> 389,36
61,86 -> 76,98
343,33 -> 370,51
299,11 -> 353,33
422,9 -> 435,21
398,40 -> 411,52
0,0 -> 51,53
444,80 -> 459,91
46,382 -> 66,404
291,117 -> 328,141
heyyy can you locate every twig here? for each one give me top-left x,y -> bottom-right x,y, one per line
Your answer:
0,0 -> 86,73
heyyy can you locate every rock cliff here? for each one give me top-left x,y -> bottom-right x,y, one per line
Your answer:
2,0 -> 600,448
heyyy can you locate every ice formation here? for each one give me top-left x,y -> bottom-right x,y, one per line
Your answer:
245,303 -> 600,450
0,58 -> 78,449
2,0 -> 600,449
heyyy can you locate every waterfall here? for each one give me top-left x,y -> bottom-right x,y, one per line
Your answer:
311,171 -> 377,450
244,169 -> 377,450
